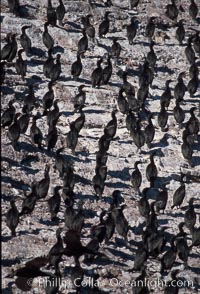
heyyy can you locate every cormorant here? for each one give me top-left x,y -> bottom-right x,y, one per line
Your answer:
43,49 -> 54,78
187,75 -> 199,97
160,236 -> 177,274
146,152 -> 158,187
42,22 -> 54,50
47,0 -> 57,27
47,228 -> 63,274
165,0 -> 179,22
71,53 -> 82,80
81,14 -> 95,42
7,113 -> 21,150
102,54 -> 112,85
111,205 -> 129,241
155,182 -> 169,214
111,37 -> 122,59
126,109 -> 137,132
117,88 -> 129,114
18,105 -> 30,134
189,62 -> 199,79
73,85 -> 86,113
192,31 -> 200,55
144,113 -> 155,148
49,54 -> 61,82
98,11 -> 111,38
175,20 -> 185,45
30,116 -> 43,149
185,107 -> 199,135
175,232 -> 190,269
91,212 -> 107,243
77,29 -> 88,58
73,108 -> 85,134
35,165 -> 50,199
184,197 -> 197,231
1,99 -> 16,128
6,199 -> 19,236
1,33 -> 17,62
66,122 -> 79,154
91,58 -> 103,88
126,17 -> 137,45
56,0 -> 66,26
54,147 -> 67,178
46,125 -> 58,151
130,119 -> 145,151
185,36 -> 196,65
20,25 -> 32,56
139,60 -> 154,88
145,17 -> 156,42
23,84 -> 36,112
138,188 -> 150,218
47,99 -> 60,127
104,110 -> 117,139
146,41 -> 157,68
189,0 -> 198,21
173,100 -> 185,126
19,187 -> 37,216
137,83 -> 149,108
190,225 -> 200,248
171,174 -> 186,209
181,134 -> 193,165
174,72 -> 186,103
63,164 -> 75,191
130,161 -> 142,191
133,246 -> 148,271
158,102 -> 168,132
15,49 -> 26,80
111,190 -> 124,208
42,81 -> 55,115
147,227 -> 168,257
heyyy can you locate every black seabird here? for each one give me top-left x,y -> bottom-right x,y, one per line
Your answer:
56,0 -> 66,26
98,11 -> 111,38
20,25 -> 32,56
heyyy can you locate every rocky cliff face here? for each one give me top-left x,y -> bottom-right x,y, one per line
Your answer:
1,0 -> 200,293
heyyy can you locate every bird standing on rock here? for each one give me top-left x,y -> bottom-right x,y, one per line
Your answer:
145,17 -> 156,42
165,0 -> 179,22
91,58 -> 103,88
71,53 -> 82,80
20,25 -> 32,56
6,199 -> 19,236
47,0 -> 57,27
126,17 -> 137,45
30,116 -> 43,149
42,22 -> 54,50
15,49 -> 26,80
1,33 -> 17,62
171,174 -> 186,209
56,0 -> 66,26
130,161 -> 142,191
7,113 -> 21,150
98,11 -> 111,38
